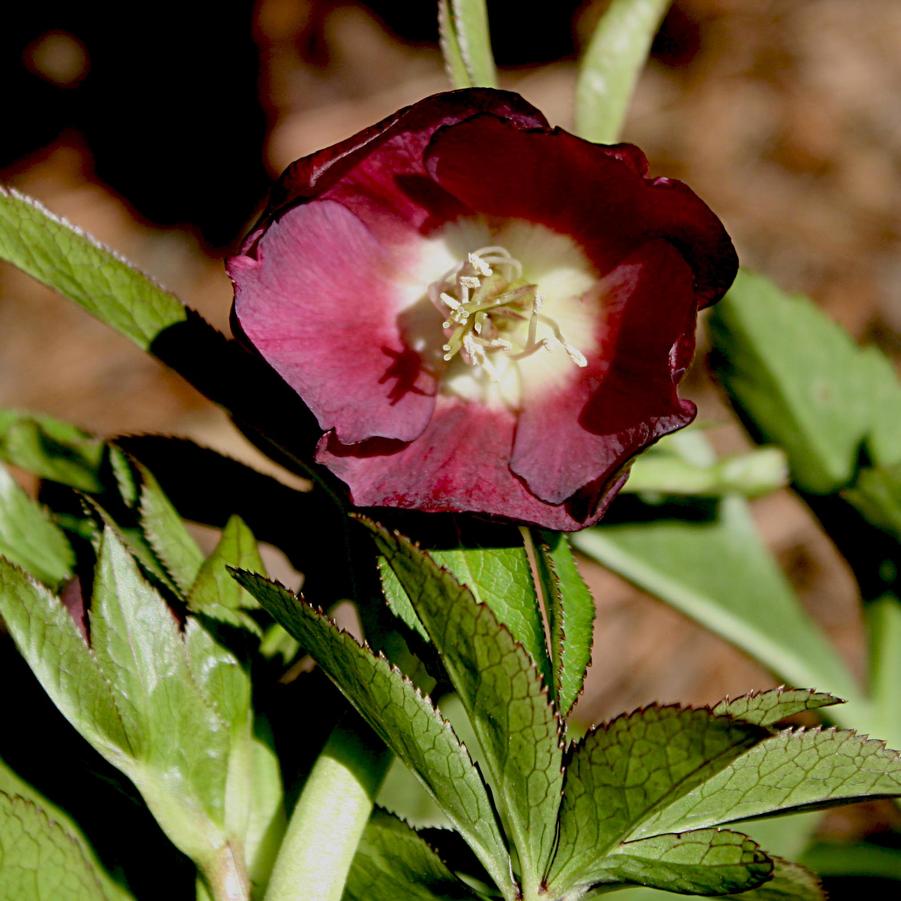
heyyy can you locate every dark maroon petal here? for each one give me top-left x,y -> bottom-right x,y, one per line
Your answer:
316,397 -> 611,530
230,199 -> 437,444
259,89 -> 550,242
426,115 -> 737,307
511,240 -> 698,504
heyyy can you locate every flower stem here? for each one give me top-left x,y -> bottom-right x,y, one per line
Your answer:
202,843 -> 251,901
263,716 -> 391,901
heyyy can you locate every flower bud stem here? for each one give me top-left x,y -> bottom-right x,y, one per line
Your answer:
263,716 -> 391,901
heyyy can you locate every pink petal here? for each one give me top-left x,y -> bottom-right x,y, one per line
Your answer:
316,397 -> 619,530
511,241 -> 698,505
231,199 -> 437,444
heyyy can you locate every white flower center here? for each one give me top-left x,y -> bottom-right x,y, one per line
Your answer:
396,219 -> 600,410
427,245 -> 588,382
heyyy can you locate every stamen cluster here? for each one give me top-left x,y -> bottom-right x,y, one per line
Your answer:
427,246 -> 587,380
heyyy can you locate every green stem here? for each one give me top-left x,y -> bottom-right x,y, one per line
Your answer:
263,717 -> 391,901
201,843 -> 250,901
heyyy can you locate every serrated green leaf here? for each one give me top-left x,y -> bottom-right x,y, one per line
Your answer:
714,688 -> 841,727
377,524 -> 552,687
344,809 -> 478,901
89,527 -> 231,860
632,727 -> 901,838
232,571 -> 512,894
548,705 -> 767,892
572,496 -> 865,717
0,761 -> 133,901
0,187 -> 187,350
0,792 -> 115,900
366,523 -> 562,890
0,557 -> 133,762
533,530 -> 594,718
378,555 -> 429,640
439,0 -> 496,89
709,268 -> 901,494
0,409 -> 104,491
575,0 -> 671,143
595,829 -> 771,895
608,856 -> 825,900
137,463 -> 204,594
842,461 -> 901,541
624,447 -> 788,498
0,463 -> 73,588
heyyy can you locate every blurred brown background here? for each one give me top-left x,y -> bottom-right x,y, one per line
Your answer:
1,0 -> 899,831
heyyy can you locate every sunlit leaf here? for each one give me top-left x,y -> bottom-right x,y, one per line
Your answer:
0,463 -> 73,588
0,187 -> 187,350
0,409 -> 104,492
709,268 -> 901,494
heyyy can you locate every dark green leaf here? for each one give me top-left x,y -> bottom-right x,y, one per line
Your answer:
572,496 -> 865,717
592,829 -> 771,895
575,0 -> 671,143
633,728 -> 901,837
709,268 -> 901,494
0,792 -> 117,900
842,462 -> 901,541
607,856 -> 825,900
802,840 -> 901,880
345,809 -> 478,901
533,530 -> 595,718
0,463 -> 73,588
548,705 -> 766,892
714,688 -> 841,727
0,409 -> 104,492
365,522 -> 562,889
233,571 -> 512,892
0,187 -> 187,350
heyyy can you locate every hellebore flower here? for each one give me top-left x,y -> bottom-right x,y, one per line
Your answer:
228,89 -> 738,530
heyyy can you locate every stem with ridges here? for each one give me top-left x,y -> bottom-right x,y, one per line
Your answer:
263,716 -> 391,901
